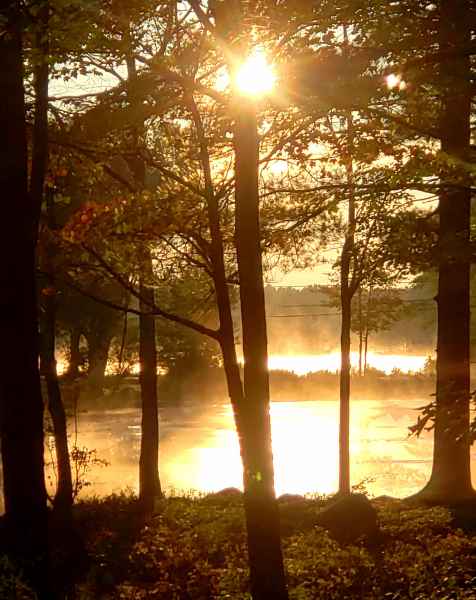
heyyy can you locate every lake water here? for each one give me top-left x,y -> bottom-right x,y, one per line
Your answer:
57,396 -> 476,501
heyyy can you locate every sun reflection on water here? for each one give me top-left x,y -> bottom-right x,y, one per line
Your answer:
53,394 -> 476,504
158,399 -> 441,498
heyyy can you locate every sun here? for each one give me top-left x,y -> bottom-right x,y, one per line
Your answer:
234,49 -> 276,96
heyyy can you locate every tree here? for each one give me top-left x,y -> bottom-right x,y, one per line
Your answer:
53,1 -> 311,594
418,0 -> 474,503
234,95 -> 288,599
0,2 -> 49,595
30,0 -> 74,519
281,0 -> 475,504
123,8 -> 163,512
344,0 -> 475,503
351,0 -> 475,503
352,287 -> 406,374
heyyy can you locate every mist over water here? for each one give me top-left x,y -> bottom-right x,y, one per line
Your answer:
267,352 -> 428,375
53,358 -> 475,501
16,347 -> 472,507
42,351 -> 460,502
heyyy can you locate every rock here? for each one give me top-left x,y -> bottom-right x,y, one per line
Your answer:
206,487 -> 243,502
315,493 -> 379,543
214,487 -> 243,496
373,495 -> 399,503
277,493 -> 307,504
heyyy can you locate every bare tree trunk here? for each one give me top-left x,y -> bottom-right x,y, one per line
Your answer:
41,292 -> 74,517
188,90 -> 287,599
338,84 -> 355,496
358,289 -> 363,376
364,328 -> 369,375
68,327 -> 82,379
0,5 -> 49,595
86,331 -> 111,389
363,289 -> 371,376
417,0 -> 474,503
40,197 -> 74,517
138,257 -> 162,512
123,32 -> 163,513
30,3 -> 74,519
234,100 -> 288,600
339,278 -> 352,496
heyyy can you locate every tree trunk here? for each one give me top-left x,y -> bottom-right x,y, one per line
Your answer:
41,291 -> 74,517
339,281 -> 352,496
122,33 -> 163,514
68,327 -> 82,379
29,0 -> 74,520
418,0 -> 474,503
358,289 -> 363,376
364,327 -> 369,375
41,201 -> 73,517
86,331 -> 111,388
363,289 -> 371,376
234,100 -> 288,600
0,5 -> 49,595
338,93 -> 355,497
191,85 -> 287,599
138,256 -> 162,512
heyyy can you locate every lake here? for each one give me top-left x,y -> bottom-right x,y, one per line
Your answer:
56,395 -> 476,501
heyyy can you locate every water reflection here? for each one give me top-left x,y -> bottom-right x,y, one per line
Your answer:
60,397 -> 475,501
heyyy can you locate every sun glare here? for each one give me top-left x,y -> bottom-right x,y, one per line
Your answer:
386,73 -> 407,91
234,49 -> 276,96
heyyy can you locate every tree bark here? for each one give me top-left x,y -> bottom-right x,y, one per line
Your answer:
363,289 -> 371,376
123,27 -> 163,513
189,90 -> 286,599
41,290 -> 74,517
234,100 -> 288,600
29,0 -> 74,519
68,327 -> 82,379
40,206 -> 73,518
86,331 -> 112,388
363,327 -> 369,375
0,5 -> 49,595
358,289 -> 363,376
339,279 -> 352,496
418,0 -> 474,503
338,97 -> 355,497
138,257 -> 162,512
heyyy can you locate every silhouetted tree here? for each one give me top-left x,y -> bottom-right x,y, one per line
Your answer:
0,2 -> 49,595
30,0 -> 74,518
419,0 -> 474,503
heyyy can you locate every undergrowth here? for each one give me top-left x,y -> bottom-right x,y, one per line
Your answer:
2,492 -> 475,598
72,493 -> 476,600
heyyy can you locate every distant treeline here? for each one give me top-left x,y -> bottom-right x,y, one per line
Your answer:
264,283 -> 436,356
63,365 -> 435,411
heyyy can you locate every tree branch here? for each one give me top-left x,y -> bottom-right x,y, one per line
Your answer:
81,244 -> 220,340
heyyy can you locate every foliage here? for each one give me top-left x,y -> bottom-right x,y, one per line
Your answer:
69,445 -> 109,498
73,494 -> 476,599
410,390 -> 476,446
45,408 -> 109,501
0,557 -> 35,600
